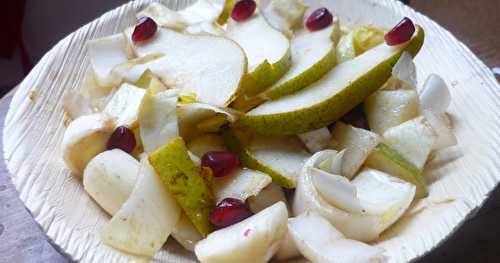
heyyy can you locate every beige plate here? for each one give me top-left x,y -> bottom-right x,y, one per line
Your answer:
3,0 -> 500,262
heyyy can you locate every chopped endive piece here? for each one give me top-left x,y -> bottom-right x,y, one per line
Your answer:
187,134 -> 228,157
103,83 -> 146,128
298,127 -> 332,153
172,213 -> 203,252
111,54 -> 164,85
365,143 -> 427,198
260,22 -> 340,101
261,0 -> 307,37
423,110 -> 457,150
87,33 -> 133,87
364,88 -> 419,134
213,168 -> 272,203
149,137 -> 215,237
101,157 -> 181,257
237,26 -> 425,135
223,129 -> 310,188
293,151 -> 415,241
331,122 -> 381,179
288,212 -> 385,263
391,51 -> 417,88
124,28 -> 246,106
419,74 -> 451,113
352,26 -> 385,55
248,182 -> 287,213
83,149 -> 139,215
62,113 -> 116,176
194,202 -> 288,263
138,88 -> 178,154
178,103 -> 238,141
383,116 -> 437,170
226,13 -> 291,100
317,149 -> 345,175
274,222 -> 301,261
335,31 -> 356,64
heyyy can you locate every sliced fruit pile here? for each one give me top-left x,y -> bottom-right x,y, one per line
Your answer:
61,0 -> 457,262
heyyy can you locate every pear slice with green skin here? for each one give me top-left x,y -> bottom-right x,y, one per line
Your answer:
237,26 -> 424,135
226,13 -> 291,106
365,143 -> 427,198
223,128 -> 310,188
217,0 -> 235,24
149,137 -> 215,237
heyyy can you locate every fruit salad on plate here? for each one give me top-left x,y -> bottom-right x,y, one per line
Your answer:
61,0 -> 456,262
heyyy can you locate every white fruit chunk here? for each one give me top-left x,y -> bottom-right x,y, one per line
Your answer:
317,149 -> 345,175
383,116 -> 437,170
62,113 -> 116,176
213,168 -> 272,203
248,182 -> 287,213
101,158 -> 181,257
195,202 -> 288,263
298,127 -> 332,153
103,83 -> 146,127
83,149 -> 139,215
187,134 -> 228,157
419,74 -> 451,113
423,110 -> 457,150
172,213 -> 203,252
139,89 -> 178,154
87,34 -> 132,87
331,122 -> 381,178
262,0 -> 307,37
226,14 -> 289,73
124,28 -> 246,106
392,52 -> 417,87
288,212 -> 385,263
364,88 -> 419,134
293,151 -> 415,241
178,103 -> 237,141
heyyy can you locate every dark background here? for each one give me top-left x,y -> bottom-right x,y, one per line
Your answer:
0,0 -> 499,262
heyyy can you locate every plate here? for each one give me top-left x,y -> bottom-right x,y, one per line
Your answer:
3,0 -> 500,262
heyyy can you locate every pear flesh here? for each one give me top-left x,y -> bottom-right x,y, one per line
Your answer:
238,26 -> 424,135
125,28 -> 246,106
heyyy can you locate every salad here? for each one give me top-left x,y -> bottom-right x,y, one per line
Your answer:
61,0 -> 457,262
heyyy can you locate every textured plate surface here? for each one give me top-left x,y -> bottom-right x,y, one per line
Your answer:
3,0 -> 500,262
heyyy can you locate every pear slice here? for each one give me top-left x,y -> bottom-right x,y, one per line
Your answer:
62,113 -> 116,176
261,0 -> 307,37
101,157 -> 181,257
288,212 -> 385,263
103,83 -> 146,128
124,28 -> 246,106
194,202 -> 288,263
365,143 -> 427,198
335,31 -> 356,64
87,34 -> 133,87
331,122 -> 381,179
260,22 -> 340,100
364,88 -> 419,134
149,137 -> 215,237
226,13 -> 291,100
237,26 -> 424,135
223,129 -> 310,188
83,149 -> 139,215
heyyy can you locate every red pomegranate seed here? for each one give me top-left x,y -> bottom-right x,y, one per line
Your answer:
132,17 -> 157,44
306,7 -> 333,31
201,151 -> 240,177
384,17 -> 415,46
210,198 -> 253,229
107,126 -> 136,154
231,0 -> 256,22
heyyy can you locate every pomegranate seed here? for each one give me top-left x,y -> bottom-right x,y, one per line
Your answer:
132,17 -> 157,44
231,0 -> 256,22
306,7 -> 333,31
107,126 -> 136,153
384,17 -> 415,46
210,198 -> 253,229
201,151 -> 240,177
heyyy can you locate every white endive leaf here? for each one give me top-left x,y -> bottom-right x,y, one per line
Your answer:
213,168 -> 272,203
139,89 -> 178,154
178,102 -> 237,141
101,158 -> 181,257
392,51 -> 416,87
103,83 -> 146,127
288,212 -> 385,263
317,149 -> 345,175
298,127 -> 332,153
423,110 -> 457,150
419,74 -> 451,113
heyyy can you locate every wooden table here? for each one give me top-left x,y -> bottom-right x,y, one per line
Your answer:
0,1 -> 499,262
